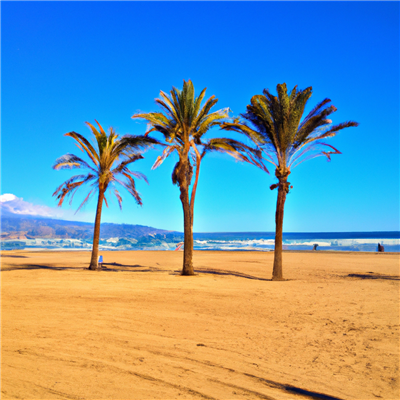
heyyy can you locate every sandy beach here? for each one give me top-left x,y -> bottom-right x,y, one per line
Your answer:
1,250 -> 399,400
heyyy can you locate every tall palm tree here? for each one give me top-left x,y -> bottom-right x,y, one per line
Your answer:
53,120 -> 158,270
132,80 -> 266,275
221,83 -> 359,280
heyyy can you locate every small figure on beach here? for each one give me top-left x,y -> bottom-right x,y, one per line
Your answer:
313,244 -> 319,251
377,243 -> 385,252
175,242 -> 184,251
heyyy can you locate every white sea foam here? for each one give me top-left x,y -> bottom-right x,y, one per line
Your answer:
335,238 -> 400,246
195,239 -> 275,246
106,237 -> 120,243
193,236 -> 400,252
3,233 -> 398,252
284,240 -> 332,247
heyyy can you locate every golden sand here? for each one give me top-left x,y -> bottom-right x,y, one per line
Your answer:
1,250 -> 399,399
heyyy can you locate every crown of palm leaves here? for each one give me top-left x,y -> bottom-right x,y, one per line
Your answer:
53,120 -> 158,212
132,80 -> 267,180
221,83 -> 359,171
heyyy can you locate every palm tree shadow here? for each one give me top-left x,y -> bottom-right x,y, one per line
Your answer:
2,263 -> 165,273
101,263 -> 168,273
244,372 -> 345,400
1,255 -> 28,258
282,385 -> 344,400
102,262 -> 142,268
1,264 -> 78,272
346,273 -> 399,281
193,267 -> 271,281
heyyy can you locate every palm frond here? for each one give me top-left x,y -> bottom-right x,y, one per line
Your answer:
290,142 -> 343,169
289,85 -> 298,100
53,154 -> 96,172
113,188 -> 123,210
53,174 -> 88,197
204,138 -> 269,173
53,180 -> 86,207
320,142 -> 342,161
193,96 -> 218,127
103,195 -> 109,208
54,120 -> 151,212
133,111 -> 169,127
294,106 -> 337,145
220,120 -> 266,145
68,174 -> 97,206
183,79 -> 195,124
65,131 -> 99,167
195,108 -> 231,138
128,170 -> 149,184
120,173 -> 142,205
75,189 -> 95,214
53,174 -> 96,207
116,135 -> 162,156
321,121 -> 359,136
170,87 -> 183,123
152,145 -> 177,170
156,94 -> 180,123
193,87 -> 207,118
111,153 -> 144,176
300,98 -> 331,129
85,121 -> 108,156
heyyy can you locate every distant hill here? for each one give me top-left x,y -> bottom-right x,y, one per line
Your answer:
0,213 -> 175,241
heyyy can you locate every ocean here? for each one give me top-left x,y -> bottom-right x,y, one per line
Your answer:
190,231 -> 400,252
2,231 -> 399,252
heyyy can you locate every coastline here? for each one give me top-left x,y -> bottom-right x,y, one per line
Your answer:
1,248 -> 399,255
2,231 -> 399,253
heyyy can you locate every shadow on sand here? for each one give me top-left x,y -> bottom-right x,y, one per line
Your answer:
1,264 -> 78,271
1,255 -> 28,258
281,385 -> 344,400
1,262 -> 158,272
175,267 -> 271,281
101,263 -> 169,273
2,263 -> 270,280
243,372 -> 345,400
347,273 -> 399,281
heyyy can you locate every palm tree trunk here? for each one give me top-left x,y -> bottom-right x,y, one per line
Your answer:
189,147 -> 202,223
89,190 -> 105,270
180,184 -> 194,276
272,176 -> 289,281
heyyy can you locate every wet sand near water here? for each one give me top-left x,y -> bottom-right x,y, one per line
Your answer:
1,250 -> 399,399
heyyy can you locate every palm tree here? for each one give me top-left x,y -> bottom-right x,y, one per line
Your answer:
53,120 -> 158,270
132,80 -> 266,275
221,83 -> 358,280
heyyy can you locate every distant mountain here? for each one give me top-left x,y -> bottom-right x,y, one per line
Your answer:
0,212 -> 176,240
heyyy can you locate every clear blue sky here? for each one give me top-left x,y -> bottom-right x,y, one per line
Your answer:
1,1 -> 399,233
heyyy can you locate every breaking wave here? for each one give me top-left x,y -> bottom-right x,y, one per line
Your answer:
2,231 -> 399,252
192,233 -> 400,252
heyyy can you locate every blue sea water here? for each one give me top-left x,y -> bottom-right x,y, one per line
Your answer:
2,231 -> 399,252
191,231 -> 400,252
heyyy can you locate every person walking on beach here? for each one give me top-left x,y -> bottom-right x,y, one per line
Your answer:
378,243 -> 385,252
